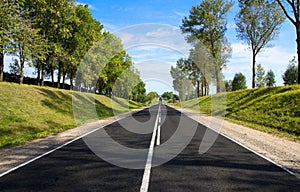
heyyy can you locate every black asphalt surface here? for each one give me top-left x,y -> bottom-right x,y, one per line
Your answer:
0,104 -> 299,191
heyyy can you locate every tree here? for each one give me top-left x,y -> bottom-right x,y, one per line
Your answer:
13,10 -> 46,84
276,0 -> 300,84
235,0 -> 285,88
225,80 -> 232,92
255,64 -> 266,87
181,0 -> 233,93
130,81 -> 146,103
266,70 -> 276,86
188,42 -> 214,96
232,73 -> 247,91
282,57 -> 298,85
161,92 -> 174,101
170,64 -> 193,101
0,0 -> 21,81
145,92 -> 159,103
66,4 -> 104,89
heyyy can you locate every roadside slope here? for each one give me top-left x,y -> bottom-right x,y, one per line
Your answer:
181,85 -> 300,141
0,82 -> 142,148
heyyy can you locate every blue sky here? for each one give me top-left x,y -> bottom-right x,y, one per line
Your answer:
6,0 -> 296,94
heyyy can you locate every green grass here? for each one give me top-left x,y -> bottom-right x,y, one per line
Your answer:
0,82 -> 143,148
180,85 -> 300,142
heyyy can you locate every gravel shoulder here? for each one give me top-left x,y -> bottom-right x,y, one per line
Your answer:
1,106 -> 300,179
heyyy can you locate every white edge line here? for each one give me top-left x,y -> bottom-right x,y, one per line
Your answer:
168,105 -> 300,180
0,108 -> 146,178
140,105 -> 160,192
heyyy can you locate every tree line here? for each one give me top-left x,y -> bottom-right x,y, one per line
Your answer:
0,0 -> 146,102
226,57 -> 299,92
171,0 -> 299,101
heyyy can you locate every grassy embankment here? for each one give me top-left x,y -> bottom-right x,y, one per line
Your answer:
0,82 -> 143,148
181,85 -> 300,141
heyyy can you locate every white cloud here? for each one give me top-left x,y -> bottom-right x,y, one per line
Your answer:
145,27 -> 178,38
115,24 -> 191,57
134,60 -> 174,93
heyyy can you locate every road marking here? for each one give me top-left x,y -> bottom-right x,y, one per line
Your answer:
140,105 -> 160,192
156,112 -> 161,146
156,124 -> 161,146
168,106 -> 300,180
0,108 -> 146,178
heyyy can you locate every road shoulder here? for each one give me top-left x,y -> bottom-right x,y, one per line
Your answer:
0,108 -> 145,176
174,106 -> 300,177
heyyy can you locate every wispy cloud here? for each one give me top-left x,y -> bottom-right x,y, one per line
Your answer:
76,1 -> 98,11
174,11 -> 186,17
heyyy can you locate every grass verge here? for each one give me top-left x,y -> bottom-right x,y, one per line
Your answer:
0,82 -> 143,148
180,85 -> 300,142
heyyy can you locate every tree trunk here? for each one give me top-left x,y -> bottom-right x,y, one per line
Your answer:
51,69 -> 54,87
62,74 -> 66,89
41,64 -> 45,86
70,77 -> 74,90
0,51 -> 4,82
57,62 -> 62,89
37,68 -> 41,86
216,70 -> 221,93
197,80 -> 200,98
20,60 -> 25,84
201,82 -> 204,97
297,26 -> 300,84
252,51 -> 256,88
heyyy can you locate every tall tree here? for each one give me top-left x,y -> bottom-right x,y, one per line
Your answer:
276,0 -> 300,84
0,0 -> 20,81
189,42 -> 214,96
255,64 -> 266,87
24,0 -> 77,86
282,57 -> 298,85
13,10 -> 46,84
232,72 -> 247,91
266,70 -> 276,86
170,65 -> 193,101
235,0 -> 285,88
181,0 -> 233,93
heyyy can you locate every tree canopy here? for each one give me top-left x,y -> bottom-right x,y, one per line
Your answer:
235,0 -> 285,88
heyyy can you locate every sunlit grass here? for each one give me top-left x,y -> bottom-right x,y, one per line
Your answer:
0,82 -> 142,148
181,85 -> 300,142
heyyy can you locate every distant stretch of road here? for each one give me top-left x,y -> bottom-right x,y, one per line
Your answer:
0,104 -> 299,191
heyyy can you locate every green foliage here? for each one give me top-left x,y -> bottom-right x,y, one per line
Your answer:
182,85 -> 300,141
232,73 -> 247,91
235,0 -> 285,88
170,61 -> 194,101
161,92 -> 179,103
276,0 -> 300,84
145,92 -> 159,103
130,81 -> 146,103
283,57 -> 298,85
0,82 -> 142,148
225,80 -> 232,92
266,70 -> 276,87
181,0 -> 233,93
255,64 -> 266,87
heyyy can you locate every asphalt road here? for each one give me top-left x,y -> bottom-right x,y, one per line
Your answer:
0,104 -> 299,191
